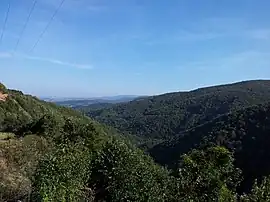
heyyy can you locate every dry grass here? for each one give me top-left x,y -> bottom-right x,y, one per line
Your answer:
0,135 -> 48,201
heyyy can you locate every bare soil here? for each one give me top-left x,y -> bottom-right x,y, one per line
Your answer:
0,92 -> 8,101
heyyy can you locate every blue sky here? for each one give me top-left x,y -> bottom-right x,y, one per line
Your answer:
0,0 -> 270,97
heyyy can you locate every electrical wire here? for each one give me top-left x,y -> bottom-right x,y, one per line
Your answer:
30,0 -> 65,52
14,0 -> 37,51
0,0 -> 11,45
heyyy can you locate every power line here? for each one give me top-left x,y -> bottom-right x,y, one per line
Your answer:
30,0 -> 65,52
0,0 -> 11,45
14,0 -> 37,51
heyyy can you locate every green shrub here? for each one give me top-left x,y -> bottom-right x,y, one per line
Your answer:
176,146 -> 241,201
33,143 -> 92,201
89,138 -> 174,202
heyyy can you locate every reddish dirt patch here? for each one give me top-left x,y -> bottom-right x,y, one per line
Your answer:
0,92 -> 8,101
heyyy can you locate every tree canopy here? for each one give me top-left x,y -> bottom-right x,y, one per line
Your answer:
82,80 -> 270,142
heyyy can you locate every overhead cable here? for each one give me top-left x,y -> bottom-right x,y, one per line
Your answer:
30,0 -> 65,52
14,0 -> 38,51
0,0 -> 11,45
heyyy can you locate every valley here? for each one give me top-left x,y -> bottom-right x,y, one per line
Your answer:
1,1 -> 269,201
1,80 -> 270,201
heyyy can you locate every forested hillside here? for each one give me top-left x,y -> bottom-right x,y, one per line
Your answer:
149,102 -> 270,192
2,82 -> 270,201
84,80 -> 270,141
0,83 -> 173,201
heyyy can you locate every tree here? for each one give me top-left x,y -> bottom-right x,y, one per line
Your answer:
175,146 -> 241,201
241,176 -> 270,201
89,138 -> 174,202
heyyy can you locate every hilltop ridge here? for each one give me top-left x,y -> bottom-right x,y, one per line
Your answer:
82,80 -> 270,142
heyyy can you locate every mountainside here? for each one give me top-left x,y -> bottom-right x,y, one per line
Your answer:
0,88 -> 91,133
2,82 -> 270,201
149,102 -> 270,192
85,80 -> 270,141
0,84 -> 172,201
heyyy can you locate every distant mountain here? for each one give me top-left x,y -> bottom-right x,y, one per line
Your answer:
75,102 -> 114,110
42,95 -> 139,102
43,95 -> 141,108
96,95 -> 140,101
84,80 -> 270,140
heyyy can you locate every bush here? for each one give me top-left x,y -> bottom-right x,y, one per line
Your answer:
89,138 -> 174,201
33,143 -> 92,201
176,146 -> 241,201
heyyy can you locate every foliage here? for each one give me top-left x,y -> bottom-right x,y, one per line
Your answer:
175,146 -> 241,201
83,80 -> 270,141
89,138 -> 175,202
33,143 -> 92,202
149,102 -> 270,192
32,117 -> 175,202
240,176 -> 270,201
2,82 -> 270,201
0,88 -> 90,133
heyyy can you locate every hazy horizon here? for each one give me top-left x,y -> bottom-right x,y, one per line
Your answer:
3,79 -> 269,99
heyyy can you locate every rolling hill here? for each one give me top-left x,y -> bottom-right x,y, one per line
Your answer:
2,81 -> 270,200
84,80 -> 270,141
46,95 -> 139,108
0,83 -> 174,201
79,80 -> 270,192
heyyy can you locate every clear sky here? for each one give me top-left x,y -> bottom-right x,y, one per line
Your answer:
0,0 -> 270,97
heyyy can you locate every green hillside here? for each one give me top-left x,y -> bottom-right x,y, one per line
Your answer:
149,102 -> 270,192
2,82 -> 270,201
0,84 -> 173,201
0,88 -> 91,132
84,80 -> 270,142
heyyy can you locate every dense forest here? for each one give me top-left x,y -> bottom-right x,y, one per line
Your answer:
2,81 -> 270,201
149,102 -> 270,192
84,80 -> 270,142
